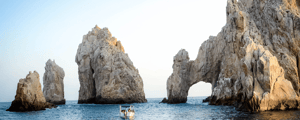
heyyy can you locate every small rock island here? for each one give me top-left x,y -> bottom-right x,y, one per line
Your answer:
7,71 -> 56,112
75,25 -> 147,104
162,0 -> 300,112
43,59 -> 66,104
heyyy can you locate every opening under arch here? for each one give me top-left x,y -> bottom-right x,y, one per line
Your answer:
187,81 -> 212,103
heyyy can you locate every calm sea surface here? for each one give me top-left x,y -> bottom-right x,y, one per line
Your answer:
1,97 -> 300,120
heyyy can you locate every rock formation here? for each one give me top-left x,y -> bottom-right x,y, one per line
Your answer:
43,59 -> 65,104
164,0 -> 300,111
164,49 -> 193,103
75,25 -> 147,104
7,71 -> 56,112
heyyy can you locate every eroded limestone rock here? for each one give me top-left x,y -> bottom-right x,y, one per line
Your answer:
43,59 -> 65,104
165,49 -> 193,103
7,71 -> 56,112
75,25 -> 147,104
164,0 -> 300,111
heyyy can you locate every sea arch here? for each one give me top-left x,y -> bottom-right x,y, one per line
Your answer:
164,47 -> 222,103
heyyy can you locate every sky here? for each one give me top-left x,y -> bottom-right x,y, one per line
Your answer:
0,0 -> 227,102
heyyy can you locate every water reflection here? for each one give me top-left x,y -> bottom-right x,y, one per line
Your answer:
255,110 -> 300,120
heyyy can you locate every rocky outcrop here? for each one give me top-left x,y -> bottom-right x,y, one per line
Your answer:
164,0 -> 300,111
164,49 -> 193,103
43,59 -> 65,105
7,71 -> 56,112
75,25 -> 147,104
160,98 -> 168,103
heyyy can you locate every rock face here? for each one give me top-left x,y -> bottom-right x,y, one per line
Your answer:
7,71 -> 56,112
43,59 -> 65,104
165,49 -> 193,103
165,0 -> 300,111
75,25 -> 147,104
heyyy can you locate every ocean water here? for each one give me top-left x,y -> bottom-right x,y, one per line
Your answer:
1,96 -> 300,120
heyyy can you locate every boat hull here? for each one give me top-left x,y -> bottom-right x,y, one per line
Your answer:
120,112 -> 135,119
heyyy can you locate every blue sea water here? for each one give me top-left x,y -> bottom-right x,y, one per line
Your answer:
1,96 -> 300,120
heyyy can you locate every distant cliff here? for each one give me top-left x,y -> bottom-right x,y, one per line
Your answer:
75,25 -> 147,104
164,0 -> 300,112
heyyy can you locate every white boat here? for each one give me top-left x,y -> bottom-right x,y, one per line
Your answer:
119,105 -> 135,119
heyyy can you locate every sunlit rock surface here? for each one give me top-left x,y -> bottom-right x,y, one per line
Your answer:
75,25 -> 147,104
43,59 -> 65,105
7,71 -> 56,112
164,0 -> 300,111
164,49 -> 193,103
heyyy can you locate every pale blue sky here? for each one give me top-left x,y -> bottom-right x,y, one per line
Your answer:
0,0 -> 227,102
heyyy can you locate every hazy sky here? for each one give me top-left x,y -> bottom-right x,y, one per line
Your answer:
0,0 -> 227,102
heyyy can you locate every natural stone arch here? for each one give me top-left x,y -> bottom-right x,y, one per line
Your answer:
163,49 -> 220,103
163,0 -> 300,112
